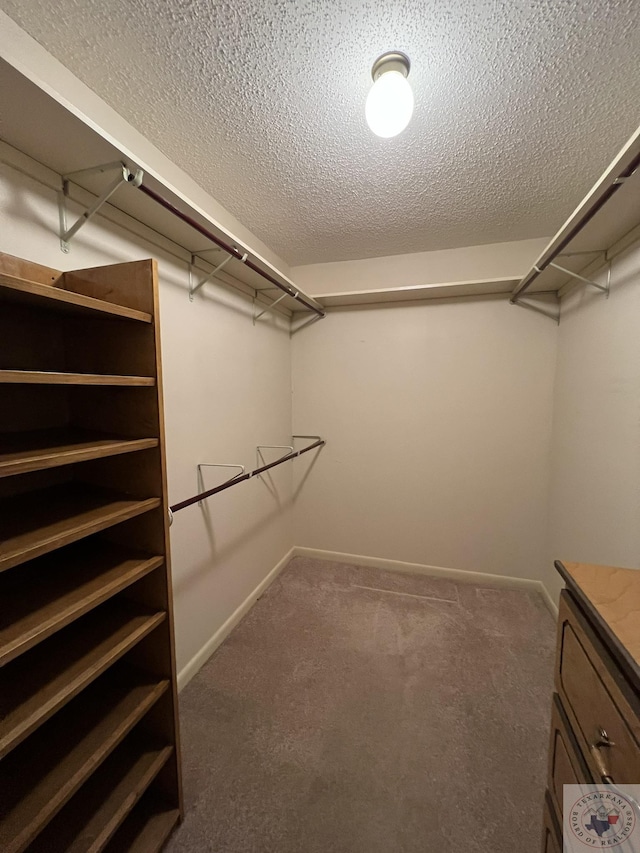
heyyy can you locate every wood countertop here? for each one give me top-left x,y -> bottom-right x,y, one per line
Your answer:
555,560 -> 640,693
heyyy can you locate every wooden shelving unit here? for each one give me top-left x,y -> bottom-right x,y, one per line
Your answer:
0,252 -> 182,851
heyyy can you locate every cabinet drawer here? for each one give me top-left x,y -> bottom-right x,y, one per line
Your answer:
556,591 -> 640,784
542,790 -> 561,853
547,692 -> 592,819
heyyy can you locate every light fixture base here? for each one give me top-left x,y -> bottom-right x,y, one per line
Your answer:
371,51 -> 410,82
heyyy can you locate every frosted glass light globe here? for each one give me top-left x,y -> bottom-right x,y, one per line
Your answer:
365,69 -> 414,138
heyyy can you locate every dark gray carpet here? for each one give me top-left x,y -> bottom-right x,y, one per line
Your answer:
166,557 -> 555,853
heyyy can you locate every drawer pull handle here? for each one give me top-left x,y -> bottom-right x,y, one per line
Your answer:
590,738 -> 614,784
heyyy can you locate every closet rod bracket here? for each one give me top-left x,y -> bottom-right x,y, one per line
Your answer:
511,297 -> 560,324
253,291 -> 290,324
170,435 -> 325,515
189,252 -> 242,301
290,313 -> 323,337
545,262 -> 610,296
255,445 -> 294,477
58,161 -> 143,253
196,463 -> 246,505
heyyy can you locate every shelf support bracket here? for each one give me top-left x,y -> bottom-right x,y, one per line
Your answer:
196,463 -> 245,506
255,444 -> 294,481
546,262 -> 609,295
511,297 -> 560,324
253,291 -> 289,324
58,162 -> 143,253
189,252 -> 241,301
290,312 -> 322,336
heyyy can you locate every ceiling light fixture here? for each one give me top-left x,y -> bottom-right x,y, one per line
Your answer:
365,51 -> 414,138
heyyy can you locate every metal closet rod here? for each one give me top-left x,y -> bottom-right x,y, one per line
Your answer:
170,436 -> 325,515
511,146 -> 640,303
136,182 -> 325,318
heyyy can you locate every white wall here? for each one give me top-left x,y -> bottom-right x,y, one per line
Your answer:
0,158 -> 295,678
545,240 -> 640,599
292,295 -> 558,582
290,237 -> 549,295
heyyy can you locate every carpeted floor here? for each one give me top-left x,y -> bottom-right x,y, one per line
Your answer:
165,557 -> 556,853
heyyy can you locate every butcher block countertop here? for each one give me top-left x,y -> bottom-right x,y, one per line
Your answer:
555,559 -> 640,693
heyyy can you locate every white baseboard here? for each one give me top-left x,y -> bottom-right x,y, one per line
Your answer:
292,546 -> 559,617
177,546 -> 295,692
538,583 -> 560,618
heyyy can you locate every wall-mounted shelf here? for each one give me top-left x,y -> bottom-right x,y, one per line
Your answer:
314,121 -> 640,316
512,125 -> 640,302
312,277 -> 524,308
0,252 -> 182,850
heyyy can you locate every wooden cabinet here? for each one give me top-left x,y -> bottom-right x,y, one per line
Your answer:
541,791 -> 561,853
542,560 -> 640,849
546,693 -> 592,819
0,252 -> 182,852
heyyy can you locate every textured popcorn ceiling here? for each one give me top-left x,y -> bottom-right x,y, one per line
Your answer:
2,0 -> 639,265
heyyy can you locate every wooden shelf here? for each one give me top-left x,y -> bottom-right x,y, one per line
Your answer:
0,369 -> 155,386
0,540 -> 164,666
0,428 -> 158,478
0,667 -> 168,853
28,737 -> 173,853
102,793 -> 180,853
0,600 -> 165,758
0,271 -> 153,323
0,484 -> 161,573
